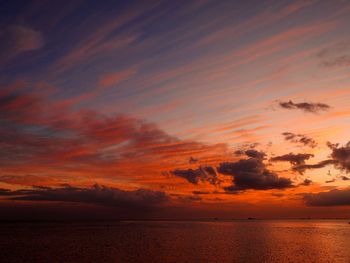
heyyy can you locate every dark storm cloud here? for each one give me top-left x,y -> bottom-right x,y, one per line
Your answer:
217,158 -> 293,193
303,188 -> 350,206
282,132 -> 317,148
278,100 -> 330,113
171,166 -> 220,185
270,153 -> 314,166
0,184 -> 169,209
341,176 -> 349,181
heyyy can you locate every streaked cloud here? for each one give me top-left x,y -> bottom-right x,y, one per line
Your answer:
321,55 -> 350,67
318,41 -> 350,68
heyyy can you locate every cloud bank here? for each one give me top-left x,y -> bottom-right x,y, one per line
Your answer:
0,184 -> 169,209
303,188 -> 350,206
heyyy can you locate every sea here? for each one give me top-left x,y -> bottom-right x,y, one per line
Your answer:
0,220 -> 349,263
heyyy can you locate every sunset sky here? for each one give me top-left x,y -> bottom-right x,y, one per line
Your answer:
1,0 -> 350,220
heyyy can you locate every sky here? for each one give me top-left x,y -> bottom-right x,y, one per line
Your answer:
0,0 -> 350,220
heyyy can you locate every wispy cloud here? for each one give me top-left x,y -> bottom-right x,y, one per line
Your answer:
0,87 -> 228,188
318,41 -> 350,68
321,55 -> 350,67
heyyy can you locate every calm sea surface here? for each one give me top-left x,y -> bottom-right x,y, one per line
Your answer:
0,220 -> 349,263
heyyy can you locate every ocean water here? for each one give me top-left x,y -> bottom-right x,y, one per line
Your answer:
0,220 -> 349,263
